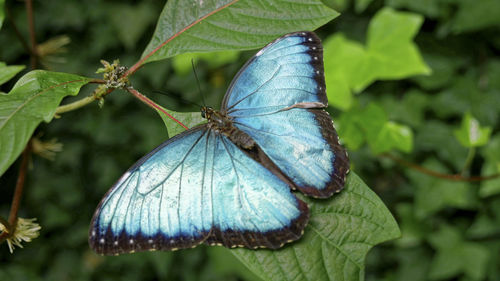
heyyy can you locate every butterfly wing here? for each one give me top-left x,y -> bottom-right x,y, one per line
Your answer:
89,126 -> 308,255
222,31 -> 349,198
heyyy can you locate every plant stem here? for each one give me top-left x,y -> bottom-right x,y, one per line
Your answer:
0,140 -> 32,244
25,0 -> 38,69
461,147 -> 476,176
8,140 -> 32,225
381,153 -> 500,182
54,79 -> 107,115
55,95 -> 97,115
5,3 -> 32,55
126,87 -> 188,130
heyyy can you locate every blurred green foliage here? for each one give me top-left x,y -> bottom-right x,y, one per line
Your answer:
0,0 -> 499,280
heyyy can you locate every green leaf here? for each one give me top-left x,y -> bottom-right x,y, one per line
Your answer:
208,247 -> 262,281
230,172 -> 400,281
323,8 -> 430,110
371,121 -> 414,154
154,105 -> 205,138
109,3 -> 157,50
428,225 -> 490,280
359,7 -> 431,90
407,159 -> 477,218
414,120 -> 468,171
385,0 -> 442,18
321,0 -> 349,11
357,103 -> 387,141
0,62 -> 25,86
172,50 -> 240,75
450,0 -> 500,34
454,112 -> 492,147
412,53 -> 464,90
395,203 -> 429,248
0,71 -> 91,176
337,110 -> 365,150
479,134 -> 500,197
379,90 -> 428,128
324,34 -> 366,110
142,0 -> 338,64
355,0 -> 374,13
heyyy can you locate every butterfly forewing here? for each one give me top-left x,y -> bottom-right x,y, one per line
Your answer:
223,31 -> 349,197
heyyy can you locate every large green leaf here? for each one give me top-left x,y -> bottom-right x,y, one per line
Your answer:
323,8 -> 430,110
229,172 -> 400,281
141,0 -> 338,64
0,71 -> 91,176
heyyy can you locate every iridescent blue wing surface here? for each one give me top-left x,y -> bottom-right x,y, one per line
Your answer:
222,31 -> 349,198
89,126 -> 308,255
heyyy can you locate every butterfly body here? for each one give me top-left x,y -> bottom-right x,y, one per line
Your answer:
89,32 -> 349,255
203,106 -> 255,150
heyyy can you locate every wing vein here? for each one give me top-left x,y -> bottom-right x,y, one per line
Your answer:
226,65 -> 282,111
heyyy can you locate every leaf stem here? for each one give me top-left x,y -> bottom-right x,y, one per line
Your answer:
55,95 -> 97,115
126,87 -> 188,130
461,147 -> 476,176
25,0 -> 38,69
54,79 -> 107,115
381,153 -> 500,182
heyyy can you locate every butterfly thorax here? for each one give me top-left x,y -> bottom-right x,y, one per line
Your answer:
202,106 -> 255,150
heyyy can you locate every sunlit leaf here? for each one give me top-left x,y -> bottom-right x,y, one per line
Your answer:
371,121 -> 414,154
323,8 -> 430,110
454,112 -> 492,147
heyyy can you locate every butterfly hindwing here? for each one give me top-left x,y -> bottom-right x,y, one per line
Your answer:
222,31 -> 349,198
89,126 -> 308,255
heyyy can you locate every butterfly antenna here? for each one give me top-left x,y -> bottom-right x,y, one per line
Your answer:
192,59 -> 207,107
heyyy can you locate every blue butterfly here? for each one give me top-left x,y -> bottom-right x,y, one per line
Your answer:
89,31 -> 349,255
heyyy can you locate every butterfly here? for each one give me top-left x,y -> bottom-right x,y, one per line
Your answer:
89,31 -> 349,255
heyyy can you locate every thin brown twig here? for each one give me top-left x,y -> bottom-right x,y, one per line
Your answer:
126,87 -> 189,130
4,2 -> 32,55
0,141 -> 32,242
382,153 -> 500,182
25,0 -> 38,69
